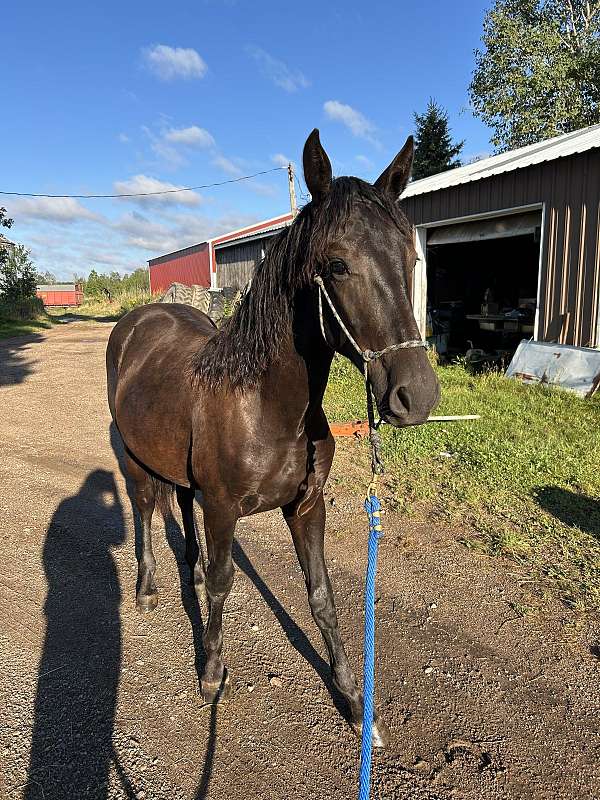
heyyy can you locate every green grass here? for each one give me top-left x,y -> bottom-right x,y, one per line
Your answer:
0,315 -> 55,339
0,296 -> 55,339
324,356 -> 600,611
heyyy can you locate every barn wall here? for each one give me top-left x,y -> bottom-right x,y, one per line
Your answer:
401,150 -> 600,347
215,238 -> 269,289
148,243 -> 210,293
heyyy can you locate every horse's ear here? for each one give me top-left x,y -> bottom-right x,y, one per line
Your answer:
303,129 -> 332,203
374,136 -> 414,200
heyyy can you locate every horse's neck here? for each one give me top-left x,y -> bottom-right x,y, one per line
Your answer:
260,292 -> 333,427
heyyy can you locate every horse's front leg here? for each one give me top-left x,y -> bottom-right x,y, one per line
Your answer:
199,502 -> 237,704
282,491 -> 390,748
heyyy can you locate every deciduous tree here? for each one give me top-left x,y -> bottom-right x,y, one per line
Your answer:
470,0 -> 600,151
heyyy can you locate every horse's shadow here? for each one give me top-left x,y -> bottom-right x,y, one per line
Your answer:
232,539 -> 349,721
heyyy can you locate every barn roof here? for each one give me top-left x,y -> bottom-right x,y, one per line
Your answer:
37,284 -> 77,292
211,213 -> 293,248
402,122 -> 600,199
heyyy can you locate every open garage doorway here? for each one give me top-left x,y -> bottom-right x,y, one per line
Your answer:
422,209 -> 542,360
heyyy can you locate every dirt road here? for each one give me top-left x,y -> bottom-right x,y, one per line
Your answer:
0,320 -> 598,800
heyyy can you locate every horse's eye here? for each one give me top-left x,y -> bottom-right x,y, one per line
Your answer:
329,259 -> 349,276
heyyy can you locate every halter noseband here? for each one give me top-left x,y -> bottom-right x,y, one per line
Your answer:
314,276 -> 426,363
314,275 -> 427,477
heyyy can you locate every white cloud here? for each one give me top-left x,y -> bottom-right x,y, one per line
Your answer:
7,197 -> 101,224
246,181 -> 278,197
355,154 -> 374,170
324,100 -> 379,146
114,210 -> 259,254
246,46 -> 309,92
272,153 -> 293,168
212,155 -> 243,177
142,45 -> 207,81
164,126 -> 215,148
118,132 -> 130,143
113,174 -> 203,206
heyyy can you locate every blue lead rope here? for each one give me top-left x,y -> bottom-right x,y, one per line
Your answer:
359,486 -> 383,800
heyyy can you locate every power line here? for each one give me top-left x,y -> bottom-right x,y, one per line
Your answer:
294,173 -> 310,203
0,166 -> 287,200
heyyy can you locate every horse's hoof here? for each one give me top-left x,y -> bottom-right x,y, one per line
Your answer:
201,671 -> 232,704
372,717 -> 391,748
351,716 -> 391,749
136,593 -> 158,614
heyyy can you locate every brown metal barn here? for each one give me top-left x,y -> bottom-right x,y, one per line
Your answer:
401,123 -> 600,351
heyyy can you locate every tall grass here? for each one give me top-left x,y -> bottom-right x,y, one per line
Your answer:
64,288 -> 156,319
324,356 -> 600,611
0,295 -> 45,320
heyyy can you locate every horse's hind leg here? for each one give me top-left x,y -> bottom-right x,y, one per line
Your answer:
175,485 -> 206,603
282,492 -> 390,748
124,453 -> 159,614
199,504 -> 236,704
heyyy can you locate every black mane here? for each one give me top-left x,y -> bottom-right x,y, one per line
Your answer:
191,177 -> 411,391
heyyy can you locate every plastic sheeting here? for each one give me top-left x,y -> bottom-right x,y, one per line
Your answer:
506,340 -> 600,398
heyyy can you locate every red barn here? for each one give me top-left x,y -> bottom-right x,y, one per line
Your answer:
36,283 -> 83,307
148,242 -> 211,294
148,213 -> 293,294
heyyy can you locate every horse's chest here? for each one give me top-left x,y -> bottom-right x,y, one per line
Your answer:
232,437 -> 332,517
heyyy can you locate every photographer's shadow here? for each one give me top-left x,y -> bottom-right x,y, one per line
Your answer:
25,469 -> 129,799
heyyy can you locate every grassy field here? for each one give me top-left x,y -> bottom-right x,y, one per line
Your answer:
0,297 -> 54,339
324,356 -> 600,612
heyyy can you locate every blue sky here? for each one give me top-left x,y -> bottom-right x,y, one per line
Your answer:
3,1 -> 493,279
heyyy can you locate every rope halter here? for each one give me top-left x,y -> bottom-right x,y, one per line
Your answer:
314,275 -> 427,476
314,276 -> 426,363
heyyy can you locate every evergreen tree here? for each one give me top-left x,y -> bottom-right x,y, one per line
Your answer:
412,99 -> 464,180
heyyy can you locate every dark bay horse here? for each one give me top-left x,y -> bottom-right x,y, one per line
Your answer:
107,129 -> 440,747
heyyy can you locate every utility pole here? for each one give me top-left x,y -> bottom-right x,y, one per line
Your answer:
287,163 -> 298,217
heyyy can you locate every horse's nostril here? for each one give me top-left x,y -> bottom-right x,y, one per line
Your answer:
388,387 -> 411,418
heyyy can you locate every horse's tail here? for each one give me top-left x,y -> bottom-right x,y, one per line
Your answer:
151,476 -> 175,519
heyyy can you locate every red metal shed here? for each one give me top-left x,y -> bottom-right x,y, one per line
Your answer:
36,284 -> 83,307
148,242 -> 210,294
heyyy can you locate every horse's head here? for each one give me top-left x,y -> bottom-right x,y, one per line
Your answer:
303,129 -> 440,427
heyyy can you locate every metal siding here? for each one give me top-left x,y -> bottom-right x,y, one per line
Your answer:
402,150 -> 600,347
149,244 -> 210,293
215,239 -> 265,289
36,289 -> 82,306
